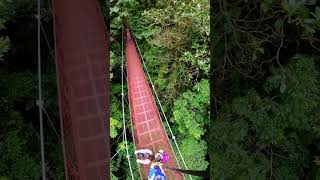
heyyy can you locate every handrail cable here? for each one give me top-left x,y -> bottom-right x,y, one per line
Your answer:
42,105 -> 62,144
37,0 -> 46,178
122,24 -> 144,179
121,23 -> 134,180
40,21 -> 55,63
41,105 -> 78,170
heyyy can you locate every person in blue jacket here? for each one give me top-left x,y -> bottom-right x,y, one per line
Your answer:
148,162 -> 166,180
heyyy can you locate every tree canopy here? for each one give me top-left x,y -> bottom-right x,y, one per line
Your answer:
109,0 -> 209,179
210,0 -> 320,179
3,0 -> 319,179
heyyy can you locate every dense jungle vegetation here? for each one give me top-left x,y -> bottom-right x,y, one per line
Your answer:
109,0 -> 209,179
0,0 -> 64,179
1,0 -> 320,179
210,0 -> 320,179
0,0 -> 209,179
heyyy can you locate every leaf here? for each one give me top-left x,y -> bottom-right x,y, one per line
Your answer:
0,19 -> 5,30
0,36 -> 10,61
316,6 -> 320,16
252,52 -> 257,61
280,82 -> 287,93
111,6 -> 120,14
311,6 -> 320,20
306,0 -> 316,5
110,117 -> 121,138
257,47 -> 264,54
304,19 -> 316,24
118,142 -> 126,150
303,24 -> 316,34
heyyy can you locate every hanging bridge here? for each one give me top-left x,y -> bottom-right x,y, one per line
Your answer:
51,0 -> 190,179
124,27 -> 186,179
52,0 -> 109,179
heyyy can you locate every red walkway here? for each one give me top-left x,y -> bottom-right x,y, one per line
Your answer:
125,29 -> 185,180
53,0 -> 109,179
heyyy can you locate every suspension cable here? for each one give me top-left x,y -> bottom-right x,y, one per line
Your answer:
40,21 -> 55,63
37,0 -> 46,178
37,7 -> 72,175
41,105 -> 78,170
122,23 -> 145,179
42,105 -> 62,145
111,149 -> 121,161
132,32 -> 192,180
121,23 -> 134,180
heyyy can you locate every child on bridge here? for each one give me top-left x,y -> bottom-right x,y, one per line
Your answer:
147,149 -> 169,180
155,150 -> 169,164
134,148 -> 153,165
148,162 -> 166,180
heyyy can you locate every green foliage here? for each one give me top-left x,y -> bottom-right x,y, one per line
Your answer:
282,0 -> 320,35
110,0 -> 140,31
129,0 -> 210,107
0,99 -> 40,179
0,0 -> 38,62
112,141 -> 140,179
0,36 -> 10,61
0,0 -> 16,24
110,51 -> 116,80
127,142 -> 141,179
108,0 -> 209,178
110,93 -> 123,139
173,80 -> 209,139
212,0 -> 320,82
0,1 -> 65,178
0,71 -> 52,179
0,0 -> 12,61
178,137 -> 209,175
3,0 -> 212,179
110,161 -> 119,180
110,117 -> 122,138
211,1 -> 320,179
142,0 -> 209,37
46,143 -> 65,180
180,43 -> 210,75
210,54 -> 320,179
0,130 -> 40,179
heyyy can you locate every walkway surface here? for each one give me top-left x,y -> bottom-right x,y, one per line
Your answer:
125,29 -> 185,180
53,0 -> 109,179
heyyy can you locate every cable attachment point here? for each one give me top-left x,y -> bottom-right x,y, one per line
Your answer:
35,14 -> 41,19
36,100 -> 44,107
126,155 -> 130,159
172,136 -> 176,140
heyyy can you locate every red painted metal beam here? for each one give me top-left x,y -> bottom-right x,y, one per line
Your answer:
52,0 -> 109,179
125,28 -> 185,180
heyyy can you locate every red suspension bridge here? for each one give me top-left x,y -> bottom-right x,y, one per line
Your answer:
125,27 -> 185,179
51,0 -> 190,179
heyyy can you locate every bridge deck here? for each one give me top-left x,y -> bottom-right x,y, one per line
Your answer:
125,29 -> 184,180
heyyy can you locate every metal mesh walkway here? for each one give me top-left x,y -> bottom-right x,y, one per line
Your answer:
125,29 -> 185,180
53,0 -> 109,179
